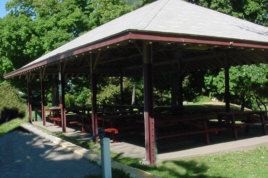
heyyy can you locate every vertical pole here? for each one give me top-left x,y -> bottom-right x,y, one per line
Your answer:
120,75 -> 124,105
27,74 -> 32,123
59,65 -> 66,132
224,66 -> 230,113
40,71 -> 46,126
131,84 -> 136,105
91,73 -> 98,141
101,137 -> 112,178
143,41 -> 156,166
91,54 -> 98,141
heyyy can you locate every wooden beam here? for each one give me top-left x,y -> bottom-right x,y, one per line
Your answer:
59,64 -> 66,132
91,72 -> 98,141
91,53 -> 98,141
143,41 -> 156,166
40,70 -> 46,126
224,55 -> 230,112
27,74 -> 32,123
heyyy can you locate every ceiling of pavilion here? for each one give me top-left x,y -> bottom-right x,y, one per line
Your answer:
30,40 -> 268,78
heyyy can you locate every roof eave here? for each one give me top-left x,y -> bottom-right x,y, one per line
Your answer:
4,30 -> 268,79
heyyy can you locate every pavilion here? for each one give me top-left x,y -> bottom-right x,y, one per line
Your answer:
4,0 -> 268,165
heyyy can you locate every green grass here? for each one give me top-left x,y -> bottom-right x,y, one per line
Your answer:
0,118 -> 27,137
41,126 -> 268,178
33,119 -> 268,178
111,147 -> 268,178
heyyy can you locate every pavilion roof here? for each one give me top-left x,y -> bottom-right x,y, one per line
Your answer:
4,0 -> 268,78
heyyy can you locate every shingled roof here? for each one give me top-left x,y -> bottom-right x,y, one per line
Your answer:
4,0 -> 268,78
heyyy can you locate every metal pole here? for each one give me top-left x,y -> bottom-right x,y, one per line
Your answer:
143,41 -> 156,165
101,137 -> 112,178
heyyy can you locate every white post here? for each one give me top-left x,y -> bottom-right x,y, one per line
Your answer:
101,137 -> 112,178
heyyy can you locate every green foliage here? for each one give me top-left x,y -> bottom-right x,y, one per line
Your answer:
65,93 -> 75,108
97,77 -> 142,105
88,0 -> 133,29
193,95 -> 212,103
0,83 -> 27,122
204,64 -> 268,109
187,0 -> 267,26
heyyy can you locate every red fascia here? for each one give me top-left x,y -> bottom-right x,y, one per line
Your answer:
4,31 -> 268,79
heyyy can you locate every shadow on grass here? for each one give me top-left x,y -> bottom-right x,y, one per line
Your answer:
113,154 -> 225,178
0,107 -> 25,124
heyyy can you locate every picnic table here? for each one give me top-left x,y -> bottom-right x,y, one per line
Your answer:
135,114 -> 226,144
217,111 -> 268,139
47,107 -> 61,127
69,113 -> 91,133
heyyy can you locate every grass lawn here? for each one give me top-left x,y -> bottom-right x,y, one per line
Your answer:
112,146 -> 268,178
44,127 -> 268,178
0,118 -> 26,137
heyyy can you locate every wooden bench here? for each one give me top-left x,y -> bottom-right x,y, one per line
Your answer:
104,128 -> 119,143
48,116 -> 61,127
218,111 -> 268,139
134,115 -> 226,144
69,114 -> 90,133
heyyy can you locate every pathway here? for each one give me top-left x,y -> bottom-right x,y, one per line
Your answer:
0,128 -> 101,178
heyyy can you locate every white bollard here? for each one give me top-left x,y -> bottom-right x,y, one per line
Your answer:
101,137 -> 112,178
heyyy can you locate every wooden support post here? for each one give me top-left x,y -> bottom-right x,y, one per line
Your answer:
143,42 -> 156,166
91,72 -> 98,140
120,75 -> 124,104
260,113 -> 267,135
40,71 -> 46,126
90,54 -> 98,141
27,74 -> 32,123
59,66 -> 66,132
224,66 -> 230,113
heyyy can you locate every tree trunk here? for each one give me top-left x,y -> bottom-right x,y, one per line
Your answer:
131,84 -> 136,105
52,79 -> 59,106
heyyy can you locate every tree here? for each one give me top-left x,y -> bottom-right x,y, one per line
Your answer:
189,0 -> 267,26
204,64 -> 268,110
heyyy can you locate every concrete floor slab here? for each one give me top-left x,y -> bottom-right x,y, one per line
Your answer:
33,121 -> 268,164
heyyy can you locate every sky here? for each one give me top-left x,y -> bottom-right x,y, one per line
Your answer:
0,0 -> 9,18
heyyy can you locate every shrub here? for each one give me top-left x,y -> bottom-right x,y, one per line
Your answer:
0,83 -> 27,124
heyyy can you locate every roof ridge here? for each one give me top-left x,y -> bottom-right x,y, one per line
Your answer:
136,0 -> 170,30
142,0 -> 171,30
